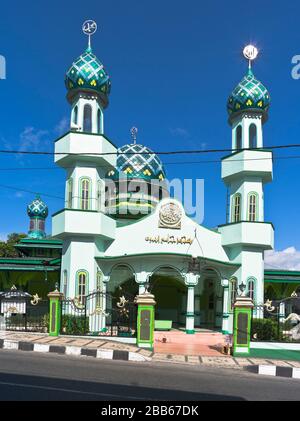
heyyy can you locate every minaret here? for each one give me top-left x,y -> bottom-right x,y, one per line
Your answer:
219,45 -> 274,318
52,21 -> 117,299
65,20 -> 111,134
27,195 -> 48,239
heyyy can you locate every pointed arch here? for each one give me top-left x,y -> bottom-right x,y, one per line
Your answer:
249,124 -> 257,148
236,125 -> 242,150
83,104 -> 92,132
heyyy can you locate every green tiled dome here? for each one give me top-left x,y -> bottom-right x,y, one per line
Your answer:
106,143 -> 166,182
227,68 -> 270,121
65,47 -> 111,107
27,196 -> 48,219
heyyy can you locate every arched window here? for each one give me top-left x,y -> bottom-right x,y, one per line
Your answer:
230,278 -> 237,310
80,178 -> 91,210
248,192 -> 258,221
63,270 -> 68,297
67,178 -> 73,208
232,193 -> 241,222
97,180 -> 102,212
247,277 -> 256,301
76,271 -> 88,304
73,105 -> 78,125
236,125 -> 242,150
249,124 -> 257,148
97,109 -> 101,134
83,104 -> 92,132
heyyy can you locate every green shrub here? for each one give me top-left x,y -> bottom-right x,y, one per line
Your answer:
61,315 -> 88,335
251,318 -> 282,341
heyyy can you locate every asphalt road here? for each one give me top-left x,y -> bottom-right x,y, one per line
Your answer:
0,349 -> 299,401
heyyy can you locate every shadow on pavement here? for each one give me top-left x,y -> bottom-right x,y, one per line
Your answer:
0,372 -> 245,401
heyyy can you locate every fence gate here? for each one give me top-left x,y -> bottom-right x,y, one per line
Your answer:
251,292 -> 300,342
61,290 -> 137,337
0,285 -> 48,333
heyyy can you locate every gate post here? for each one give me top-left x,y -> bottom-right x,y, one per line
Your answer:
48,288 -> 63,337
135,291 -> 156,349
233,295 -> 253,356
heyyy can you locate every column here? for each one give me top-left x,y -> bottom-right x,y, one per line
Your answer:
48,289 -> 63,337
135,271 -> 149,296
186,285 -> 195,334
184,272 -> 199,334
221,279 -> 230,334
100,275 -> 110,332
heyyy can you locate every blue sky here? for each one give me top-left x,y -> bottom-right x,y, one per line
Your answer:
0,0 -> 300,264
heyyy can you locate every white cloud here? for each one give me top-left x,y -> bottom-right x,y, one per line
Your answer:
19,127 -> 49,153
54,116 -> 69,136
170,127 -> 190,138
264,247 -> 300,270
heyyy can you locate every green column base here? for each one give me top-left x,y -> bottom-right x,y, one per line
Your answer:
185,329 -> 195,334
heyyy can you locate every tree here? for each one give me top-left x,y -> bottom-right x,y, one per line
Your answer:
0,233 -> 27,258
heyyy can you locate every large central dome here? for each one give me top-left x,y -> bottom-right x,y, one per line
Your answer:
107,143 -> 166,181
105,143 -> 168,220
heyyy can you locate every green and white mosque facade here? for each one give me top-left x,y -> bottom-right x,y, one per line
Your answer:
49,35 -> 276,336
2,36 -> 299,337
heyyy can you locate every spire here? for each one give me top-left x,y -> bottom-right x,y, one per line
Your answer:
82,19 -> 97,52
130,126 -> 138,145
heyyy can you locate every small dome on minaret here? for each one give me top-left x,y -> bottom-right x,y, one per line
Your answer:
227,45 -> 270,123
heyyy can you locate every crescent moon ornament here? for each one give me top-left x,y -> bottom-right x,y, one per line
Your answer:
243,44 -> 258,69
82,20 -> 97,49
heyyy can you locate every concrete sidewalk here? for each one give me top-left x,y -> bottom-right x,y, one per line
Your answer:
1,331 -> 300,374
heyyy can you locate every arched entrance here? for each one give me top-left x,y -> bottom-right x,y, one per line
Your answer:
199,269 -> 223,330
149,267 -> 186,329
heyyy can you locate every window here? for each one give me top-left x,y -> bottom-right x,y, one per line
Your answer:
230,278 -> 237,310
80,178 -> 90,210
97,109 -> 101,134
232,193 -> 241,222
77,271 -> 88,304
73,105 -> 78,125
63,270 -> 68,297
236,125 -> 242,150
248,192 -> 258,221
97,180 -> 102,212
247,278 -> 255,301
67,178 -> 73,208
83,104 -> 92,132
249,124 -> 257,148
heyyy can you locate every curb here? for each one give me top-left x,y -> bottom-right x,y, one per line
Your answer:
246,364 -> 300,379
0,339 -> 151,363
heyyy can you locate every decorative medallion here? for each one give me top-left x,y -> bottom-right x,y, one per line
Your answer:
159,202 -> 182,229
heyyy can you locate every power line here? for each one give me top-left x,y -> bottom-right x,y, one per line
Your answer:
1,154 -> 300,171
2,143 -> 300,156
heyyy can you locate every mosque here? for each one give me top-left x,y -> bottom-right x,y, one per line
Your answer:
1,27 -> 300,337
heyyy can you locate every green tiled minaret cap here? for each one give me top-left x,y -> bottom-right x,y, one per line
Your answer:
27,195 -> 48,219
65,47 -> 111,107
227,68 -> 270,122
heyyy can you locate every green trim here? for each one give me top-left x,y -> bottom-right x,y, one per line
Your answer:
231,193 -> 242,223
75,269 -> 89,298
79,176 -> 92,211
185,329 -> 195,334
247,191 -> 259,222
19,238 -> 62,245
137,304 -> 155,347
265,279 -> 300,284
96,253 -> 239,267
0,266 -> 59,271
222,330 -> 230,334
264,270 -> 300,276
52,208 -> 99,217
249,348 -> 300,361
